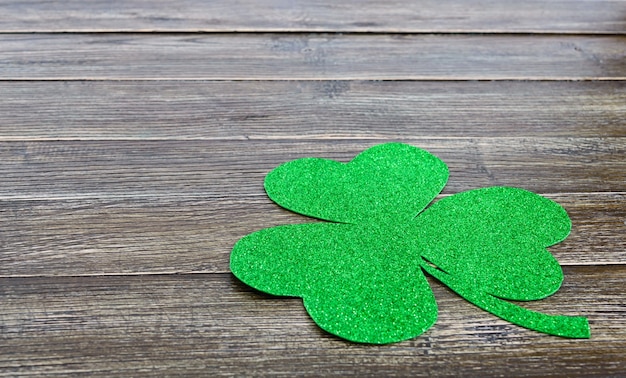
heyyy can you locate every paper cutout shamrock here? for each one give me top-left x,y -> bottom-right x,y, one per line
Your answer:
230,143 -> 590,344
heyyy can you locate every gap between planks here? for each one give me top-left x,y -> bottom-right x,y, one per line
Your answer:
0,263 -> 623,279
0,191 -> 623,202
3,77 -> 626,82
1,30 -> 626,35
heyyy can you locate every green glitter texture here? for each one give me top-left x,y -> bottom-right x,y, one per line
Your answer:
230,143 -> 590,344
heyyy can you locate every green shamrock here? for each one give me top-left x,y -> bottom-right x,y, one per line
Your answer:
230,143 -> 590,344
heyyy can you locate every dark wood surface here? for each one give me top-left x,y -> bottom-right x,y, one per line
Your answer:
1,34 -> 625,80
0,1 -> 625,376
0,0 -> 625,33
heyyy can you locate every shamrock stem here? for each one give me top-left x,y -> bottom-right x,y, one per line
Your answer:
420,261 -> 590,339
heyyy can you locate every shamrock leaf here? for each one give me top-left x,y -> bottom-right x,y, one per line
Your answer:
264,143 -> 448,223
230,143 -> 590,344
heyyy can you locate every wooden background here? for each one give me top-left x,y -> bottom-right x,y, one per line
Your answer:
1,1 -> 625,376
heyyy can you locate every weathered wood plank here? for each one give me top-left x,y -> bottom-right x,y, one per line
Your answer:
0,267 -> 623,376
0,0 -> 624,33
1,80 -> 625,140
1,139 -> 624,199
0,193 -> 623,277
1,34 -> 624,80
1,1 -> 622,375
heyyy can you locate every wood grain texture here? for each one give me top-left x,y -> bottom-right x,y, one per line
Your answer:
1,139 -> 624,199
2,0 -> 625,375
0,193 -> 624,277
0,267 -> 624,376
0,0 -> 625,33
1,34 -> 625,80
1,80 -> 625,140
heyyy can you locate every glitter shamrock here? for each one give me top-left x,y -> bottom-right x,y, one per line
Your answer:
230,143 -> 590,344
